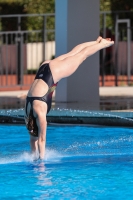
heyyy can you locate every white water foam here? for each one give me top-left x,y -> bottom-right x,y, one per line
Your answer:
45,149 -> 63,163
0,152 -> 33,164
0,149 -> 64,165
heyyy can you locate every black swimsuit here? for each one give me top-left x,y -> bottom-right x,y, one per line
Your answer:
25,63 -> 57,137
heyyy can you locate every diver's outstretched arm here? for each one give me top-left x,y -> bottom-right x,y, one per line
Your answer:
30,135 -> 39,160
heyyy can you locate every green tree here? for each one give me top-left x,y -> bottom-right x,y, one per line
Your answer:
100,0 -> 133,39
0,0 -> 55,31
100,0 -> 133,11
0,1 -> 27,31
23,0 -> 55,31
100,0 -> 111,11
110,0 -> 133,28
100,0 -> 113,35
0,0 -> 55,42
110,0 -> 133,11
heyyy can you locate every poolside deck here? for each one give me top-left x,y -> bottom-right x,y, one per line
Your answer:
0,86 -> 133,110
0,86 -> 133,98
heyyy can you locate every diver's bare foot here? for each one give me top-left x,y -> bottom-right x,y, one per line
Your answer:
105,38 -> 111,41
100,38 -> 114,48
97,36 -> 102,43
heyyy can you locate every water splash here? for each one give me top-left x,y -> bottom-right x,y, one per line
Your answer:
50,108 -> 133,123
45,149 -> 63,163
0,108 -> 24,117
0,149 -> 63,165
0,152 -> 33,164
0,108 -> 133,123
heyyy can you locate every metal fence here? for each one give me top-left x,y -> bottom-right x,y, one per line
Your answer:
100,10 -> 133,86
0,13 -> 55,90
0,11 -> 133,90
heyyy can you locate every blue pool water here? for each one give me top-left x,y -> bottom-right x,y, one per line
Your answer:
0,124 -> 133,199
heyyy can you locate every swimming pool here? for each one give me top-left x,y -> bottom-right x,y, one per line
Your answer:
0,124 -> 133,199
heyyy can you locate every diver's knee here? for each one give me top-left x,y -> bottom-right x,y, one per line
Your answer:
38,135 -> 46,144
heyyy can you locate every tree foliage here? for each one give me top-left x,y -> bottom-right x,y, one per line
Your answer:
0,0 -> 55,31
110,0 -> 133,11
23,0 -> 55,14
1,0 -> 133,40
23,0 -> 55,31
110,0 -> 133,28
100,0 -> 133,11
100,0 -> 111,11
100,0 -> 133,39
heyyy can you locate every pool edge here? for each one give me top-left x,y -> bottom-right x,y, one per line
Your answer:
0,109 -> 133,127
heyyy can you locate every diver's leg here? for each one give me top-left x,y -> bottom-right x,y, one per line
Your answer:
55,36 -> 102,61
50,38 -> 114,82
